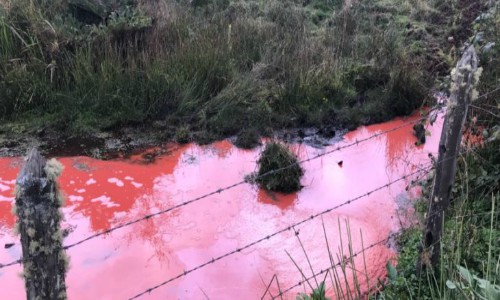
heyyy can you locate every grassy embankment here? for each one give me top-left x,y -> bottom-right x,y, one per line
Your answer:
277,1 -> 499,299
377,1 -> 500,298
0,0 -> 454,144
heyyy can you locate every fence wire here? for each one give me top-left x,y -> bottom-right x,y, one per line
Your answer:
269,232 -> 398,299
0,108 -> 437,270
0,75 -> 492,298
0,103 -> 485,298
127,144 -> 484,299
127,167 -> 430,299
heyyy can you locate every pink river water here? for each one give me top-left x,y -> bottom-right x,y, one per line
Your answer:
0,111 -> 443,299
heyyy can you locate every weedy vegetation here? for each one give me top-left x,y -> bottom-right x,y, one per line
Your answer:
255,141 -> 303,193
280,0 -> 500,297
0,0 -> 452,141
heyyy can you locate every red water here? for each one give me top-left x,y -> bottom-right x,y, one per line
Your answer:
0,112 -> 444,299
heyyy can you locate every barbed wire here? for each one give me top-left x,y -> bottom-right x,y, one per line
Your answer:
0,256 -> 21,268
469,104 -> 500,119
122,90 -> 492,298
127,143 -> 486,299
126,167 -> 430,299
0,102 -> 487,297
270,144 -> 488,299
0,106 -> 438,270
476,85 -> 500,101
0,83 -> 492,298
269,232 -> 399,299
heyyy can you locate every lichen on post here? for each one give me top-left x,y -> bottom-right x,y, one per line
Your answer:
14,148 -> 68,300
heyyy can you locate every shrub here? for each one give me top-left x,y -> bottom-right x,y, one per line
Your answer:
255,141 -> 303,193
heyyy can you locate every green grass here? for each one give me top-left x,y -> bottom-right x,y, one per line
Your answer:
378,138 -> 500,300
255,141 -> 303,193
290,2 -> 500,296
0,0 -> 449,140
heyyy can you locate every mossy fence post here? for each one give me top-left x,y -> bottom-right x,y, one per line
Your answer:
418,46 -> 480,271
15,148 -> 67,300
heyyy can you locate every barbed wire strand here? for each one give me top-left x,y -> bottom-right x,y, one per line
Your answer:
270,232 -> 398,299
273,169 -> 489,300
0,107 -> 439,269
123,101 -> 493,297
127,167 -> 430,299
128,144 -> 485,299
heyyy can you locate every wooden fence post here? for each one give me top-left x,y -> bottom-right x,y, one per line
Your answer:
14,148 -> 68,300
418,45 -> 480,271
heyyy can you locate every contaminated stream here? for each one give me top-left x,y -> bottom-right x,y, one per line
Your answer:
0,111 -> 444,299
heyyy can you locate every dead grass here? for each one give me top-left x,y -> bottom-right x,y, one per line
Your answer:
0,0 -> 11,12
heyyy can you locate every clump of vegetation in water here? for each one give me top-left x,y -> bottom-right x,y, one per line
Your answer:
233,128 -> 261,149
255,142 -> 303,193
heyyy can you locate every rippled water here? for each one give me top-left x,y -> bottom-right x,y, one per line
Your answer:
0,111 -> 443,299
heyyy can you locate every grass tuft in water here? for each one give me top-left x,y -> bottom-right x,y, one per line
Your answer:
255,142 -> 303,193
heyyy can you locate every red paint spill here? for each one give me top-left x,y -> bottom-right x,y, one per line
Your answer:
0,111 -> 444,299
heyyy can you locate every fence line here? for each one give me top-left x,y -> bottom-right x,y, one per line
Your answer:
0,102 -> 484,298
65,108 -> 435,250
0,47 -> 489,298
266,147 -> 483,299
0,107 -> 437,270
126,140 -> 484,299
127,167 -> 430,299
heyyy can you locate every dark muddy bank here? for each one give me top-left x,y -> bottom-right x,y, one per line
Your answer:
0,121 -> 346,159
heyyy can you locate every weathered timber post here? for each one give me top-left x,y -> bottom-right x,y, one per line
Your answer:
14,148 -> 68,300
418,45 -> 480,271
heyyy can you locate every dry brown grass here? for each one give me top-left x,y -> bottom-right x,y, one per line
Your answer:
138,0 -> 178,27
0,0 -> 11,12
